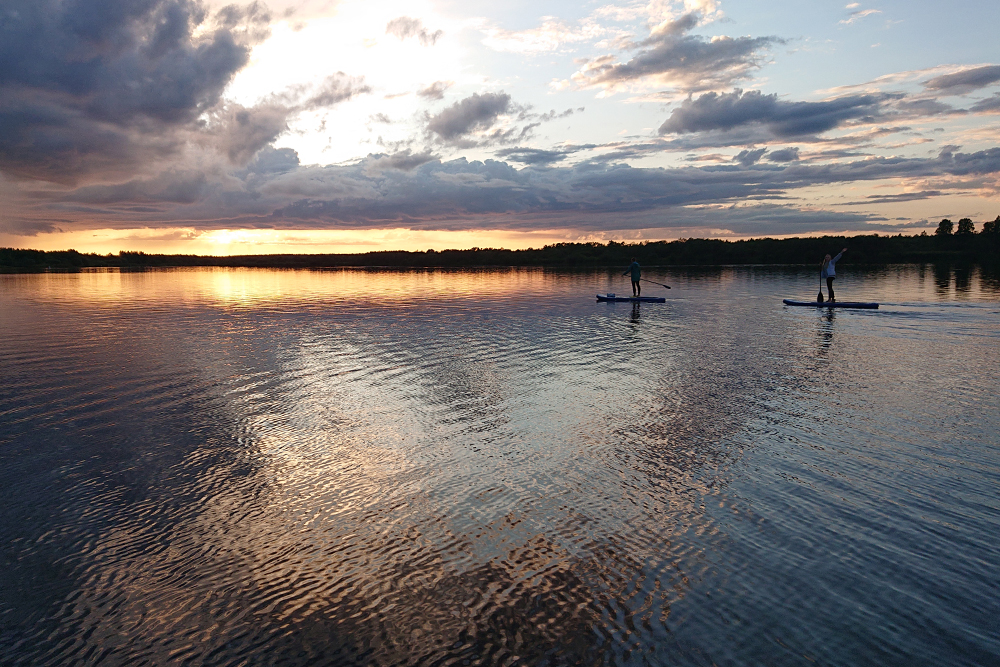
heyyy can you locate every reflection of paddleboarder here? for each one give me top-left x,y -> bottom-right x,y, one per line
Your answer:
623,257 -> 641,297
821,248 -> 848,302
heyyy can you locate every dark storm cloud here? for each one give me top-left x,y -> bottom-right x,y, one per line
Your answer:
417,81 -> 453,100
23,144 -> 1000,236
241,148 -> 1000,224
659,89 -> 885,137
385,16 -> 443,46
63,170 -> 210,205
245,158 -> 888,235
574,14 -> 780,91
924,65 -> 1000,93
426,92 -> 514,142
0,0 -> 272,183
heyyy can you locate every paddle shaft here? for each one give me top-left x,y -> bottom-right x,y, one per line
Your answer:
622,270 -> 671,289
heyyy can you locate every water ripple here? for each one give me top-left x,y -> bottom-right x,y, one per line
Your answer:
1,266 -> 998,666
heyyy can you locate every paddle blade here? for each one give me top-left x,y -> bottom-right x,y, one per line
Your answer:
817,290 -> 824,303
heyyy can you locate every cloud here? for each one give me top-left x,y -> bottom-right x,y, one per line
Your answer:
924,65 -> 1000,93
970,94 -> 1000,113
798,148 -> 871,161
481,16 -> 613,54
22,144 -> 998,237
425,92 -> 537,146
571,13 -> 780,92
245,147 -> 301,176
362,150 -> 439,174
734,148 -> 767,165
62,170 -> 211,206
205,103 -> 292,163
538,108 -> 581,122
417,81 -> 453,100
833,190 -> 943,206
894,99 -> 956,117
659,89 -> 886,137
942,146 -> 1000,175
385,17 -> 443,46
840,8 -> 882,25
427,93 -> 512,140
493,146 -> 594,166
766,147 -> 800,162
302,72 -> 372,109
0,0 -> 270,184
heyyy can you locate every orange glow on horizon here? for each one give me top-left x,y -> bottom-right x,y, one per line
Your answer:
0,225 -> 925,256
0,227 -> 586,255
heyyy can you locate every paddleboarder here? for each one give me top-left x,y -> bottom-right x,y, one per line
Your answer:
821,248 -> 848,302
623,258 -> 641,297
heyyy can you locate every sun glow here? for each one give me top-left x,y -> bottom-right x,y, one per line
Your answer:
225,0 -> 471,166
0,227 -> 597,256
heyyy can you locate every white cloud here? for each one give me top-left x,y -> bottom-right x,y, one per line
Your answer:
840,9 -> 882,25
481,17 -> 615,54
481,1 -> 724,55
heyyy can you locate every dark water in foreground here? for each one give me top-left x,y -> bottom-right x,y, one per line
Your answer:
1,266 -> 998,666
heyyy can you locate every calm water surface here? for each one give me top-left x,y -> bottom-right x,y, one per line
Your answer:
1,266 -> 998,666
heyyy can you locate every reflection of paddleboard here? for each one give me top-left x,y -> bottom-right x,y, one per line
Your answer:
783,299 -> 879,309
597,294 -> 666,303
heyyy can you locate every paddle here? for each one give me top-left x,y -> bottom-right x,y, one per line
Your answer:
817,274 -> 824,303
640,278 -> 671,289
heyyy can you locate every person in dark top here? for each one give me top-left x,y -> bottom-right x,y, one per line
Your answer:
623,258 -> 641,297
821,248 -> 848,302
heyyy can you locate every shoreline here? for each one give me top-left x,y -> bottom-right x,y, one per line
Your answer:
3,233 -> 998,272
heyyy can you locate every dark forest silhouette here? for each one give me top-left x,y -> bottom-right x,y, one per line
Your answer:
4,219 -> 999,271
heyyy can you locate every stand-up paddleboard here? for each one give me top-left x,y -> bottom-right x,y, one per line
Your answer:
783,299 -> 878,309
597,294 -> 666,303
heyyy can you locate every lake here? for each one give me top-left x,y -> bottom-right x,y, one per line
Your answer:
1,265 -> 998,666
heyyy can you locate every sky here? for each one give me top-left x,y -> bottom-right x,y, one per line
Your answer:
1,0 -> 999,254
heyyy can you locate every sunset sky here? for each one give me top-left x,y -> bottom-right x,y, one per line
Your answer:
2,0 -> 999,254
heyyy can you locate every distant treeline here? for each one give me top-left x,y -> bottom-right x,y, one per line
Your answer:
3,227 -> 1000,272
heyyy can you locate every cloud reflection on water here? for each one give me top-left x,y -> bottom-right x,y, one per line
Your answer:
1,266 -> 999,665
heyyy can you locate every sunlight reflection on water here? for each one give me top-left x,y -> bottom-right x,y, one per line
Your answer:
1,266 -> 998,666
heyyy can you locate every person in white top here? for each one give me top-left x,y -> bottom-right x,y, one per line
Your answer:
821,248 -> 848,302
